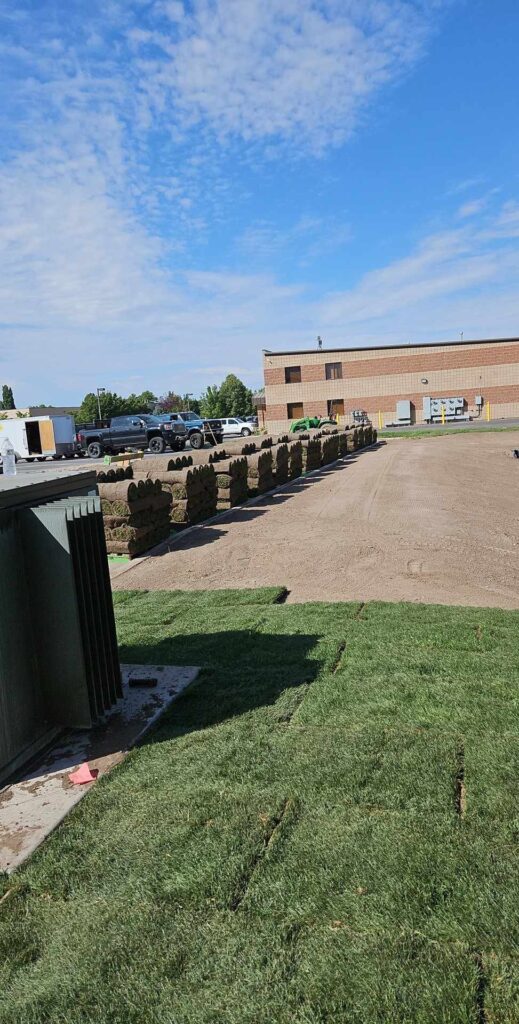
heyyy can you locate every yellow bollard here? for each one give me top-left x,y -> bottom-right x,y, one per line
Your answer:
441,404 -> 446,425
378,410 -> 382,429
486,401 -> 490,422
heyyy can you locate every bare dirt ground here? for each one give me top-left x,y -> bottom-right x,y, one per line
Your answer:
111,432 -> 519,607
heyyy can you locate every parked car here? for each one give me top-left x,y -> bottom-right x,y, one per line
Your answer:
220,417 -> 253,437
77,414 -> 187,459
244,415 -> 258,428
157,412 -> 223,448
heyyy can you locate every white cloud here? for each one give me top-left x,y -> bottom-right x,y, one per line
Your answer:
237,215 -> 353,265
318,204 -> 519,342
135,0 -> 445,151
457,197 -> 488,219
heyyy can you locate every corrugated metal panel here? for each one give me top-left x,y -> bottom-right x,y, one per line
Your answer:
0,490 -> 120,783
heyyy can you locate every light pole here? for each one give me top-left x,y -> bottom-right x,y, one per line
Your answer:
185,393 -> 193,411
96,387 -> 106,421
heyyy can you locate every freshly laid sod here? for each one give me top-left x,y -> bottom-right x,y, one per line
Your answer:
1,591 -> 519,1022
379,424 -> 519,438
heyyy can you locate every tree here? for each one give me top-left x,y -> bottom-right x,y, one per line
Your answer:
218,374 -> 253,417
0,385 -> 15,410
157,390 -> 184,413
77,389 -> 157,423
199,385 -> 223,418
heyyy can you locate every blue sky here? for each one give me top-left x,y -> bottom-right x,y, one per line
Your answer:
1,0 -> 518,405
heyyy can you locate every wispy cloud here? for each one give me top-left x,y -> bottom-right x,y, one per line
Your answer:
237,215 -> 353,267
130,0 -> 445,152
457,197 -> 488,219
318,203 -> 519,342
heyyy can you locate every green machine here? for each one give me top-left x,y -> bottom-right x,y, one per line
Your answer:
289,416 -> 337,433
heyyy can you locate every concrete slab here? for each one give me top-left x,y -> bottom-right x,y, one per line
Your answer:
0,663 -> 199,874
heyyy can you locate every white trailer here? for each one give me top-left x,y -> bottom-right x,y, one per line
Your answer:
0,415 -> 77,462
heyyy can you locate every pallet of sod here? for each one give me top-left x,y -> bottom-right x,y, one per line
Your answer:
286,440 -> 303,479
246,449 -> 275,497
214,456 -> 248,510
98,479 -> 172,558
321,434 -> 340,465
133,454 -> 193,476
337,431 -> 348,457
188,448 -> 229,465
96,464 -> 134,483
159,466 -> 217,526
273,442 -> 289,485
300,438 -> 322,472
215,439 -> 256,457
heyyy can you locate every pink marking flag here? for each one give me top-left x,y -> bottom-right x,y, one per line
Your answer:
68,762 -> 98,785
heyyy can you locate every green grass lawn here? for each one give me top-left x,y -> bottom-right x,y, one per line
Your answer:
379,424 -> 519,438
2,590 -> 519,1022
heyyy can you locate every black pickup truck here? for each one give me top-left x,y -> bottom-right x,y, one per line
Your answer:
77,414 -> 187,459
157,412 -> 224,448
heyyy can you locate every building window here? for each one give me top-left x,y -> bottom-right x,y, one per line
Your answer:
285,365 -> 301,384
327,399 -> 345,418
325,362 -> 342,380
287,402 -> 304,420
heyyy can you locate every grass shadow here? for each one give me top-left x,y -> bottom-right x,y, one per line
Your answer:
118,628 -> 320,737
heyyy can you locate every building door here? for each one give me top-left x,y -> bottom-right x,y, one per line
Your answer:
287,402 -> 304,420
327,399 -> 345,419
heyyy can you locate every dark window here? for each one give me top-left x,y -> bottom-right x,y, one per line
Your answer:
327,399 -> 345,418
325,362 -> 342,380
287,402 -> 304,420
285,365 -> 302,384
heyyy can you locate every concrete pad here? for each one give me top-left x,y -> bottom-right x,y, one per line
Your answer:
0,663 -> 199,874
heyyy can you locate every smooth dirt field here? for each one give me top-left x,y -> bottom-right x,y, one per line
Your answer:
112,432 -> 519,608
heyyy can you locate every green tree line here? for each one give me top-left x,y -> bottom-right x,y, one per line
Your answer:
0,374 -> 255,424
76,374 -> 254,423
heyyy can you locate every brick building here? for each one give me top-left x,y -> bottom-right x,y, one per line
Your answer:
262,336 -> 519,432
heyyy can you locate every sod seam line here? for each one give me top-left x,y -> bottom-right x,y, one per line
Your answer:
276,684 -> 311,724
455,742 -> 466,820
111,443 -> 381,577
473,951 -> 488,1024
229,797 -> 292,911
330,641 -> 346,675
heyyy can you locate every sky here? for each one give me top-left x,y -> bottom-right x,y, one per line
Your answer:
1,0 -> 518,406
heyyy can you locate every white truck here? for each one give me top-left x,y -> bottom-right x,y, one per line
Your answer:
0,415 -> 78,464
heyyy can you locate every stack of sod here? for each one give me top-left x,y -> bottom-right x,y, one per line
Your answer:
199,463 -> 218,519
272,442 -> 289,486
99,479 -> 172,558
287,440 -> 303,480
188,449 -> 228,466
133,454 -> 193,478
300,437 -> 322,472
215,456 -> 248,510
96,465 -> 134,483
337,431 -> 348,458
216,439 -> 256,457
159,466 -> 217,527
321,434 -> 340,465
246,449 -> 275,497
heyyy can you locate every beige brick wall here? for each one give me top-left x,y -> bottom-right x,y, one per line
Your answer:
263,339 -> 519,429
